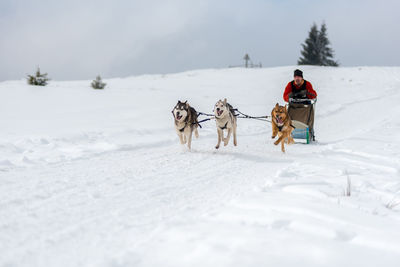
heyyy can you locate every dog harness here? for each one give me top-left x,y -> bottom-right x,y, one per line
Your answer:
219,121 -> 228,130
220,111 -> 235,130
178,124 -> 186,132
177,117 -> 188,132
276,123 -> 295,132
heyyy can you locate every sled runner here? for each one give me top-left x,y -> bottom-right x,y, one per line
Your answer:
288,98 -> 316,144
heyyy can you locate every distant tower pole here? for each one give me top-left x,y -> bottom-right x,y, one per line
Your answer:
243,54 -> 250,68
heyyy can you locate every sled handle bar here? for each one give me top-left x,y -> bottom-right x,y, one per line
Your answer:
289,98 -> 317,105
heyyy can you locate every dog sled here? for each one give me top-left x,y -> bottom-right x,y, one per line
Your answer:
288,98 -> 316,144
172,97 -> 317,152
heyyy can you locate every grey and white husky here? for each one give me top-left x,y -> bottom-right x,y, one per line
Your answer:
172,100 -> 199,150
214,98 -> 237,149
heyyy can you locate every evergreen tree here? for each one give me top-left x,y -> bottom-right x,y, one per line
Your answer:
27,67 -> 50,86
91,75 -> 106,89
298,23 -> 321,65
319,23 -> 339,66
298,23 -> 338,66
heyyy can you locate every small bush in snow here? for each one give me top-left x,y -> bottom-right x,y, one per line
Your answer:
91,75 -> 106,89
27,67 -> 50,86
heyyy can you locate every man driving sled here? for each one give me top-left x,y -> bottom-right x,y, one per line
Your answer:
283,69 -> 317,102
283,69 -> 317,141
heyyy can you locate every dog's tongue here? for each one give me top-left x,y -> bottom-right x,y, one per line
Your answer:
217,110 -> 223,116
276,116 -> 283,123
177,115 -> 182,120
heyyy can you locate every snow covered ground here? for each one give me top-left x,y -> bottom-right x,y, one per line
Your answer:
1,66 -> 400,267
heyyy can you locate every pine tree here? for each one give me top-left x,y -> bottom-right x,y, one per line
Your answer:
298,23 -> 338,66
91,75 -> 106,89
298,23 -> 321,65
319,23 -> 339,66
27,67 -> 50,86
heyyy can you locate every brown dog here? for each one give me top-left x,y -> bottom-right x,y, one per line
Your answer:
271,103 -> 294,152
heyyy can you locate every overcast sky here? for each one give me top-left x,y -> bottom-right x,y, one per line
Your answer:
0,0 -> 399,81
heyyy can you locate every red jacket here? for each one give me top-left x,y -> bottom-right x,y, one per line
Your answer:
283,80 -> 317,102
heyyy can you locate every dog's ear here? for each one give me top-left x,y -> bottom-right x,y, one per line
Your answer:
284,104 -> 288,111
223,98 -> 227,105
275,103 -> 279,108
185,102 -> 190,109
184,100 -> 187,104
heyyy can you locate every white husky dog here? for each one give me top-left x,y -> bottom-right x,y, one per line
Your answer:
214,98 -> 237,149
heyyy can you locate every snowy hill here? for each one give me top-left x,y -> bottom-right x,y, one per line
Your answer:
1,66 -> 400,266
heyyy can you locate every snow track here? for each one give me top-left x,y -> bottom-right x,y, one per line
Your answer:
1,66 -> 400,266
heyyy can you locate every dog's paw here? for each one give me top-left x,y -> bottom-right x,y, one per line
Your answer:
274,140 -> 279,146
223,138 -> 230,146
215,145 -> 220,149
271,135 -> 276,139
